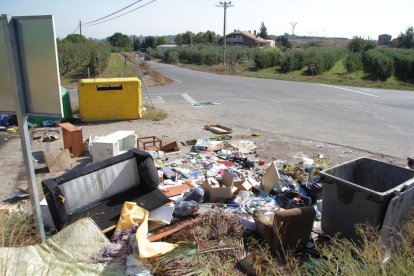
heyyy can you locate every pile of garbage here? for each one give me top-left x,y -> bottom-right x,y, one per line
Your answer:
77,135 -> 329,274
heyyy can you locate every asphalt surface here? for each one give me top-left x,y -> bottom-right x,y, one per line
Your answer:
146,62 -> 414,159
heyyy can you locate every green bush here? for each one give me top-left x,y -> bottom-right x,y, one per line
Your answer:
363,49 -> 394,81
382,48 -> 414,83
164,49 -> 180,64
344,53 -> 363,73
280,50 -> 306,72
88,42 -> 111,77
254,49 -> 282,69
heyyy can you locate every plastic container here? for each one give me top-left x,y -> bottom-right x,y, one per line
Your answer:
78,77 -> 142,122
320,157 -> 414,240
28,86 -> 73,124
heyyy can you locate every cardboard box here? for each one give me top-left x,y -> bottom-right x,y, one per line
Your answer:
203,171 -> 253,202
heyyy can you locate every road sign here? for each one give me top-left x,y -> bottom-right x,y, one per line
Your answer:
310,63 -> 316,72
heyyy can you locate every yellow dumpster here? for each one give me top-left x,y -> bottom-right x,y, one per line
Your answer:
78,77 -> 142,122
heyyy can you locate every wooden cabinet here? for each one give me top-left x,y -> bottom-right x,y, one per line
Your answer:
59,123 -> 83,157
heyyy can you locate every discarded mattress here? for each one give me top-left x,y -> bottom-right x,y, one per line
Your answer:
0,218 -> 111,275
42,149 -> 169,230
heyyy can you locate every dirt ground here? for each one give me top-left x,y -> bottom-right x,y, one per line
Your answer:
0,105 -> 404,203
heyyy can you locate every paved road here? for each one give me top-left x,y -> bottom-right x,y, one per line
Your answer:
147,62 -> 414,159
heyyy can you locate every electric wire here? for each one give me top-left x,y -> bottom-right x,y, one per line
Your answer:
82,0 -> 156,27
82,0 -> 145,25
70,25 -> 79,34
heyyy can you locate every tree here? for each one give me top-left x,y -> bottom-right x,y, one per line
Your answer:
398,26 -> 414,49
155,36 -> 168,46
64,34 -> 87,43
141,36 -> 156,50
133,36 -> 141,51
348,36 -> 366,53
276,33 -> 292,49
259,22 -> 269,39
174,31 -> 194,45
107,32 -> 132,49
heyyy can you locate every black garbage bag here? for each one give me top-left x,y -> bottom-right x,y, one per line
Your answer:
273,175 -> 300,194
173,200 -> 198,218
301,175 -> 323,204
182,187 -> 205,203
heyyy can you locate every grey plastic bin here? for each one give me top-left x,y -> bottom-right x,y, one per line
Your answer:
320,157 -> 414,241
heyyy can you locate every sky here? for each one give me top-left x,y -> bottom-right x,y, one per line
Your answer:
1,0 -> 413,40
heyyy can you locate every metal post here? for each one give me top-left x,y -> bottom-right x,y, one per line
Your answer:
136,54 -> 154,108
2,15 -> 45,241
79,20 -> 82,36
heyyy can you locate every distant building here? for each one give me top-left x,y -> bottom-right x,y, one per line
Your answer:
218,30 -> 275,48
378,34 -> 392,45
156,44 -> 178,49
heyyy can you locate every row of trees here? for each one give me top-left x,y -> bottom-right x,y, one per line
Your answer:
174,31 -> 220,45
254,46 -> 346,75
57,34 -> 110,76
150,45 -> 255,65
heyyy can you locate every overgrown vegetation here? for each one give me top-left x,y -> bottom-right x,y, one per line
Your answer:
142,106 -> 168,121
307,221 -> 414,275
0,212 -> 39,247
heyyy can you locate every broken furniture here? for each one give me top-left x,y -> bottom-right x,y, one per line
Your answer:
59,122 -> 84,157
138,136 -> 162,151
91,130 -> 137,163
42,149 -> 169,230
271,207 -> 316,256
78,77 -> 142,122
253,207 -> 315,257
320,157 -> 414,241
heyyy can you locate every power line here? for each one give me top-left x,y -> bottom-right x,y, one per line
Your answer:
82,0 -> 157,27
82,0 -> 145,25
70,25 -> 79,34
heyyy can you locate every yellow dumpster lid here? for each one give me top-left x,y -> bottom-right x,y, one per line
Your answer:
79,77 -> 140,84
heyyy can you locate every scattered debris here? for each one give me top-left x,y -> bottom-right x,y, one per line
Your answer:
204,124 -> 232,134
138,136 -> 162,151
43,149 -> 72,173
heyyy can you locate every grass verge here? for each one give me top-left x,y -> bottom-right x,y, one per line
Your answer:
100,53 -> 137,78
175,60 -> 414,91
142,106 -> 168,121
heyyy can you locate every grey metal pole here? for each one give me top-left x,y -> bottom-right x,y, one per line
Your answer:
223,3 -> 227,64
2,15 -> 46,242
217,1 -> 233,65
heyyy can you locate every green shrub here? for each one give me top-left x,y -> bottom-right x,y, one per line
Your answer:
382,48 -> 414,83
254,49 -> 282,69
344,53 -> 363,73
393,51 -> 414,83
164,49 -> 180,64
88,42 -> 111,77
280,50 -> 306,72
363,49 -> 394,81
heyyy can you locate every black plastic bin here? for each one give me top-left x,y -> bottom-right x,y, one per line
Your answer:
320,157 -> 414,241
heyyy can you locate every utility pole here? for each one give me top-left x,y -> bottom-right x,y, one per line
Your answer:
290,22 -> 298,36
216,1 -> 233,65
79,20 -> 82,36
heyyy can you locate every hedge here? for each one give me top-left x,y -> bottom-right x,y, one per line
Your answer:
363,49 -> 394,81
